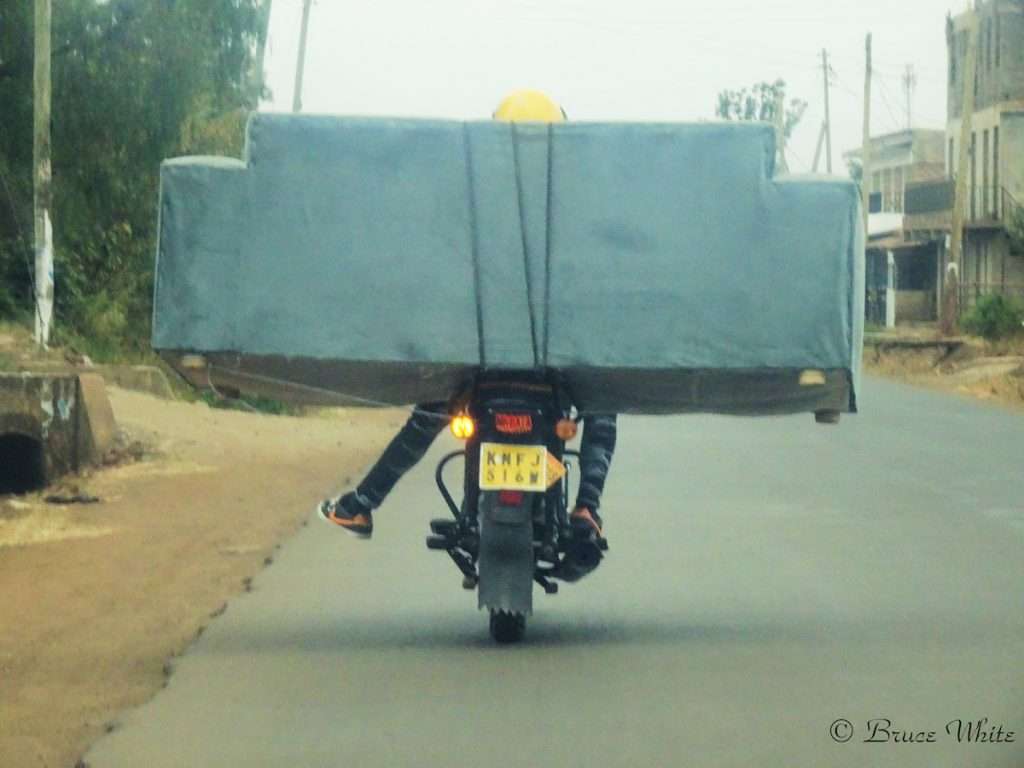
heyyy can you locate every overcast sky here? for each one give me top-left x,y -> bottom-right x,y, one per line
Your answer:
262,0 -> 972,175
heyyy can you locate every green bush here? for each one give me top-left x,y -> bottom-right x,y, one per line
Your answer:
961,294 -> 1024,341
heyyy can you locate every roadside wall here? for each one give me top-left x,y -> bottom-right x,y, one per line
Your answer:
0,373 -> 116,486
895,290 -> 935,322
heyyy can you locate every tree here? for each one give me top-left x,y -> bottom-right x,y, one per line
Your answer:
0,0 -> 266,355
715,79 -> 807,139
0,2 -> 36,318
845,158 -> 863,185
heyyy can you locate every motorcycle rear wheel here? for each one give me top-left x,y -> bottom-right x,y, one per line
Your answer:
489,610 -> 526,643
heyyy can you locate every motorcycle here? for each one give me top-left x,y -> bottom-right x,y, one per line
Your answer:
426,371 -> 607,643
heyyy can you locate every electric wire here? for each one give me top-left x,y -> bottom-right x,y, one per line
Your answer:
874,72 -> 906,132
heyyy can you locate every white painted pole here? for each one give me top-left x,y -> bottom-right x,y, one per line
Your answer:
33,0 -> 53,347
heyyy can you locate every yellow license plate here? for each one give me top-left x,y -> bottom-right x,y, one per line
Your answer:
479,442 -> 547,491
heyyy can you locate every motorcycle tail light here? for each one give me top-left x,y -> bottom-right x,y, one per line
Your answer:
498,490 -> 525,506
450,414 -> 475,440
496,413 -> 533,434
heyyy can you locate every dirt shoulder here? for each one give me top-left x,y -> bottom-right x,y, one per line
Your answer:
0,388 -> 403,768
864,329 -> 1024,411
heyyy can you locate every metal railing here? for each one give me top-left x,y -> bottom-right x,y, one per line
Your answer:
968,184 -> 1003,221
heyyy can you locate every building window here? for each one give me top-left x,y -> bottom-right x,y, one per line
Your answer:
994,126 -> 1000,217
872,171 -> 881,196
894,167 -> 904,212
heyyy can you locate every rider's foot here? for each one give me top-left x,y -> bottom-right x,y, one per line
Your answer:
569,506 -> 603,538
317,492 -> 373,538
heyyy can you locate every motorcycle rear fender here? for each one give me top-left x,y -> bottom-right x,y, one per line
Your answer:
476,494 -> 534,616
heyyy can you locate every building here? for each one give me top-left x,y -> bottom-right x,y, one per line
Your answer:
844,129 -> 947,324
847,130 -> 947,214
904,0 -> 1024,313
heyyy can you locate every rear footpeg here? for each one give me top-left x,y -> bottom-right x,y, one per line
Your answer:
430,518 -> 458,536
534,574 -> 559,594
426,534 -> 450,550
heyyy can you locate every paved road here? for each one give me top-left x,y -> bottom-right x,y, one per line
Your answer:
86,377 -> 1024,768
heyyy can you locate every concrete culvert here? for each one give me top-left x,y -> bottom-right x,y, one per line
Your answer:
0,433 -> 46,495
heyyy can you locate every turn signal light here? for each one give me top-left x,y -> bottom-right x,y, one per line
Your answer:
498,490 -> 525,506
555,418 -> 578,441
799,369 -> 827,387
180,354 -> 207,370
450,414 -> 475,440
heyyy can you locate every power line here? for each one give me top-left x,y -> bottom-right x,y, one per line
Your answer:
828,71 -> 863,102
902,63 -> 917,128
874,72 -> 904,132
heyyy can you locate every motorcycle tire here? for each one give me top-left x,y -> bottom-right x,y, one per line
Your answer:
489,610 -> 526,644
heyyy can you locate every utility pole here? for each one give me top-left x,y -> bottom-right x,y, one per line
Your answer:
292,0 -> 313,113
33,0 -> 53,347
812,123 -> 826,172
861,34 -> 872,237
902,63 -> 917,130
822,48 -> 833,173
774,88 -> 789,174
943,15 -> 978,336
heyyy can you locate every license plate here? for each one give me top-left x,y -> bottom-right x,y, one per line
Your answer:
479,442 -> 547,491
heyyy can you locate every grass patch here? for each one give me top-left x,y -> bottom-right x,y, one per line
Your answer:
198,390 -> 301,416
51,325 -> 155,366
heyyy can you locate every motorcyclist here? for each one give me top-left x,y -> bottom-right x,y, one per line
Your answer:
318,91 -> 617,541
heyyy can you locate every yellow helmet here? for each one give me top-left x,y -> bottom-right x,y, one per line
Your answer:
493,90 -> 566,123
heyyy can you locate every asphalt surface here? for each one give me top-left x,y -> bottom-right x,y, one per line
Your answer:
85,376 -> 1024,768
